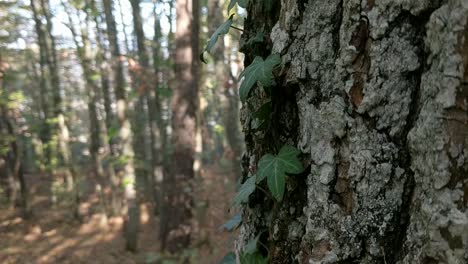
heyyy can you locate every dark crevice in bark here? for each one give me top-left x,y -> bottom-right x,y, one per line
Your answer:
329,137 -> 354,216
375,6 -> 438,42
332,0 -> 344,57
239,0 -> 281,61
385,7 -> 438,261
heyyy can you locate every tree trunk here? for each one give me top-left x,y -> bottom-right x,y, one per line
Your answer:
238,0 -> 468,263
89,0 -> 119,217
65,1 -> 103,179
128,0 -> 155,252
150,11 -> 166,215
160,0 -> 199,253
103,0 -> 139,252
30,0 -> 51,168
0,54 -> 30,218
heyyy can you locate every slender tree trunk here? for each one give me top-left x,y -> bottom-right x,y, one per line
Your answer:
30,0 -> 51,169
0,54 -> 30,218
89,0 -> 119,216
64,1 -> 103,179
150,10 -> 166,215
2,109 -> 30,218
40,0 -> 79,219
103,0 -> 138,252
237,0 -> 468,263
127,0 -> 158,251
160,0 -> 199,253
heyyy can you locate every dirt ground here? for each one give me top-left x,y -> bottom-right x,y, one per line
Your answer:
0,166 -> 237,264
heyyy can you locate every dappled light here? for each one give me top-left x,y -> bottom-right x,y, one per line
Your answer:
3,0 -> 466,262
1,0 -> 243,262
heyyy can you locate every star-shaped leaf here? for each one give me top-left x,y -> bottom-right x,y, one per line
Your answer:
239,54 -> 281,102
232,175 -> 256,207
256,145 -> 303,201
200,14 -> 234,63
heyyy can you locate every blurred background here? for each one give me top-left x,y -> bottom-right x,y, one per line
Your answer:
0,0 -> 244,262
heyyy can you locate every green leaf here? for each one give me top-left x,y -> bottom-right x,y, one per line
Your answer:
245,32 -> 265,46
240,252 -> 268,264
219,252 -> 236,264
220,213 -> 242,231
256,145 -> 303,201
232,175 -> 256,207
227,0 -> 237,12
239,54 -> 281,102
200,14 -> 234,63
255,101 -> 272,120
107,126 -> 119,142
244,232 -> 262,254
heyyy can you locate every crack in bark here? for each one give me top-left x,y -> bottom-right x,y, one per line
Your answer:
386,7 -> 439,261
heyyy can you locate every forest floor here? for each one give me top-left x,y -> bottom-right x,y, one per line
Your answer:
0,165 -> 237,264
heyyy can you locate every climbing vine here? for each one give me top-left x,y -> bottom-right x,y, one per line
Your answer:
201,1 -> 303,263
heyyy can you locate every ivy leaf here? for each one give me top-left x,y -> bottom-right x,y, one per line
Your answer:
227,0 -> 237,12
239,54 -> 281,102
256,145 -> 303,201
200,14 -> 234,63
245,32 -> 265,47
251,101 -> 271,130
255,101 -> 271,120
240,252 -> 268,264
219,252 -> 236,264
220,213 -> 242,231
244,232 -> 263,254
232,175 -> 256,207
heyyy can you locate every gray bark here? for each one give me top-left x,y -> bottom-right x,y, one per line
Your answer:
238,0 -> 468,263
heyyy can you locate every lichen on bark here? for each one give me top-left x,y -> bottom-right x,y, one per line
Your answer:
238,0 -> 468,263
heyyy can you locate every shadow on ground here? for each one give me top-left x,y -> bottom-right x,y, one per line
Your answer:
0,166 -> 237,264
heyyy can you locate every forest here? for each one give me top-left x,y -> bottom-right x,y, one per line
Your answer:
1,0 -> 468,263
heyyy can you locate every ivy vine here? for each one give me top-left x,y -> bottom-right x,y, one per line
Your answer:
201,2 -> 304,263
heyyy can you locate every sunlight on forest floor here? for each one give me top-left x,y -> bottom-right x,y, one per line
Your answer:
0,166 -> 236,264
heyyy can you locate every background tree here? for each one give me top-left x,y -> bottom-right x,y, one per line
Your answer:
102,0 -> 139,252
160,0 -> 199,253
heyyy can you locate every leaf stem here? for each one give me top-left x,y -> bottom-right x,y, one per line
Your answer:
258,240 -> 270,254
230,25 -> 245,32
255,184 -> 272,199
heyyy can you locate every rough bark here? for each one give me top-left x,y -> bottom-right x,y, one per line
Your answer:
160,0 -> 199,253
238,0 -> 468,263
